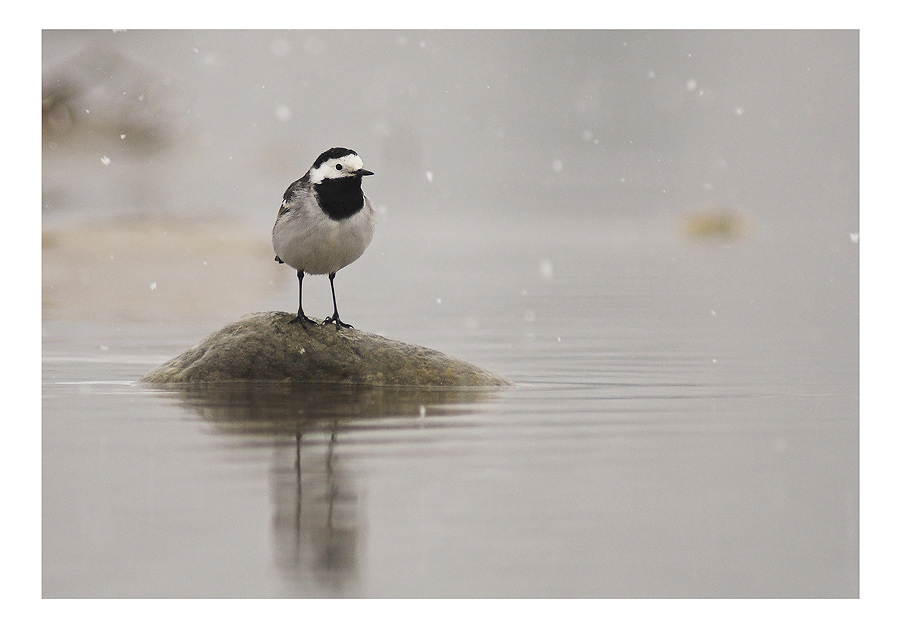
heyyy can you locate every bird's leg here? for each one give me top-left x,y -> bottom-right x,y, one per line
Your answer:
323,272 -> 353,329
289,270 -> 317,327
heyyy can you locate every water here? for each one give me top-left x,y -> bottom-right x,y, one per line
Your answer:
42,30 -> 858,598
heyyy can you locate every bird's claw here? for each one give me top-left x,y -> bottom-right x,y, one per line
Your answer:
289,315 -> 318,328
323,316 -> 353,330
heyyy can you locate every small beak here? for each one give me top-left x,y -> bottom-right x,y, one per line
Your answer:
357,168 -> 374,176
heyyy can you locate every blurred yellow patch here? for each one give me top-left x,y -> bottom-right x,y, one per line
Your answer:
683,209 -> 749,240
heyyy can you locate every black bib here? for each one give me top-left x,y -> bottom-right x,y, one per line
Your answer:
314,177 -> 365,221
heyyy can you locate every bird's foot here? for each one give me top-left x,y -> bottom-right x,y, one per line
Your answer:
288,314 -> 318,328
323,315 -> 353,330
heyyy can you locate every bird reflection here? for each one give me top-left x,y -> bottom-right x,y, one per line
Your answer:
152,382 -> 499,596
271,423 -> 358,593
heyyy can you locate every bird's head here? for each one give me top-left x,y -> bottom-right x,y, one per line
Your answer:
308,147 -> 374,185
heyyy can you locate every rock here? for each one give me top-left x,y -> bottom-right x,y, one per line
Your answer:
141,312 -> 512,387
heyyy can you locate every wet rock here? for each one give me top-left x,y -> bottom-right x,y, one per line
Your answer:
141,312 -> 512,387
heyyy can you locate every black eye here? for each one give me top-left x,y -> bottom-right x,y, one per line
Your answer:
335,164 -> 343,171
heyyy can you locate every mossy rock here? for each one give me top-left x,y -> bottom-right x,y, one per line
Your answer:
141,312 -> 511,387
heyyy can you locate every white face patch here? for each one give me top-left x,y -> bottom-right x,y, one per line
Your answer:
309,153 -> 367,185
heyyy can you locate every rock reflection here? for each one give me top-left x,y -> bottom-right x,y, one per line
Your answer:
155,382 -> 498,596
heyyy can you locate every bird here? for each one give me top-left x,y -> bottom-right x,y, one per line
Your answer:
272,147 -> 375,329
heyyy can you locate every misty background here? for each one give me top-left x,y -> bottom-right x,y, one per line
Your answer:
42,30 -> 857,235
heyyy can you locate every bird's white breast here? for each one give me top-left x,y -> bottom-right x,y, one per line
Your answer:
273,196 -> 375,275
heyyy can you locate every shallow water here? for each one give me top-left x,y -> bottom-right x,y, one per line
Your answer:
42,30 -> 858,598
42,210 -> 858,598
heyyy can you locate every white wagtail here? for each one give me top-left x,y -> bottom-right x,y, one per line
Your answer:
273,147 -> 375,329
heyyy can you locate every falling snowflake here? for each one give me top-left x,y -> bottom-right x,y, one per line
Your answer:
539,258 -> 554,281
275,104 -> 291,122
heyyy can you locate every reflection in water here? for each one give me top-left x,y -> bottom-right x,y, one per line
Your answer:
154,382 -> 499,596
272,425 -> 357,594
169,382 -> 494,434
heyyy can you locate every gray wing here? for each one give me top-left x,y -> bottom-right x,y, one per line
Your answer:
277,174 -> 309,218
274,174 -> 310,263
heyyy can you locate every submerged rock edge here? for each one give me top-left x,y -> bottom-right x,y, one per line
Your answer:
140,312 -> 513,387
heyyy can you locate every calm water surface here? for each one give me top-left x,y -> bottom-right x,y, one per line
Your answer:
42,212 -> 858,598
